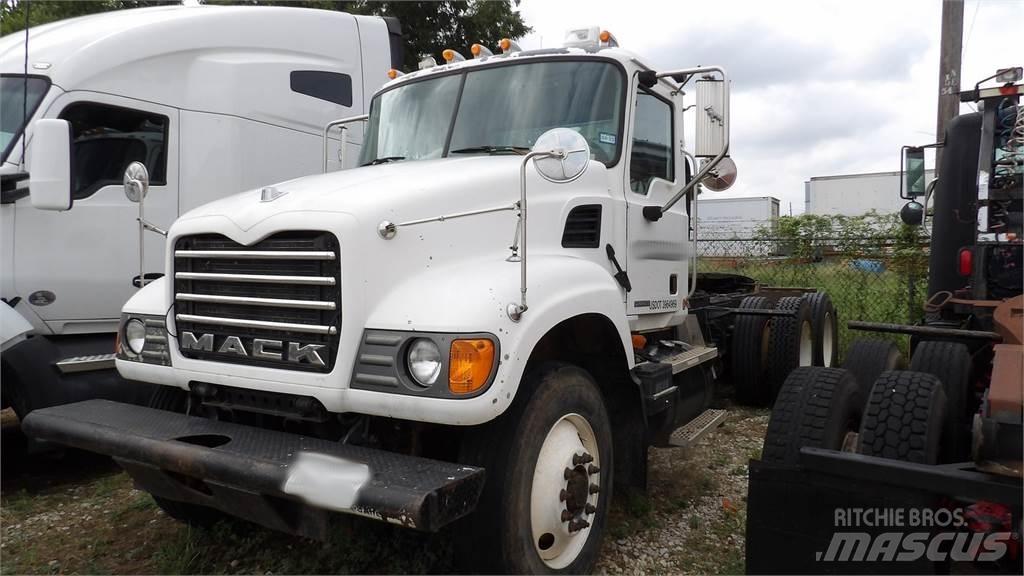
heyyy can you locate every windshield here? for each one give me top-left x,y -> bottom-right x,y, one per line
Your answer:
1,75 -> 50,164
359,60 -> 624,167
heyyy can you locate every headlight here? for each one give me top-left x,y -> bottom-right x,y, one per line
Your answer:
117,314 -> 170,366
125,318 -> 147,355
407,338 -> 441,386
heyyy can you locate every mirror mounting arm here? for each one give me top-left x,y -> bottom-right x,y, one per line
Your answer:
644,66 -> 730,222
508,149 -> 565,322
138,218 -> 167,237
323,114 -> 368,172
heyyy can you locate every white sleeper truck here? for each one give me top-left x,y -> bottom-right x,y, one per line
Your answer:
26,29 -> 754,573
1,5 -> 399,422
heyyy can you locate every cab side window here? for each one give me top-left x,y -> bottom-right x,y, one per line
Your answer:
629,91 -> 673,195
59,103 -> 168,200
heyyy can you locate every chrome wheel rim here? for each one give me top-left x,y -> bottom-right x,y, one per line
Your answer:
822,312 -> 835,367
530,413 -> 600,569
799,321 -> 813,366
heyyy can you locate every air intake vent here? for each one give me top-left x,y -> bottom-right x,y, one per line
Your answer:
561,204 -> 603,248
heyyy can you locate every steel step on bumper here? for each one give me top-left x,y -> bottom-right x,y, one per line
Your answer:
22,400 -> 485,537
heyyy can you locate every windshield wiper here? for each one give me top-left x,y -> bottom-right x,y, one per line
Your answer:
449,145 -> 530,156
361,156 -> 406,166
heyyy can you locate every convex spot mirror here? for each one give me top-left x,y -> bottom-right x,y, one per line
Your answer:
901,201 -> 924,226
123,161 -> 149,203
701,157 -> 737,192
532,128 -> 591,183
29,119 -> 73,211
904,147 -> 926,198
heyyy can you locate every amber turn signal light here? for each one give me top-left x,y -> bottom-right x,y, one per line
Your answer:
449,339 -> 495,395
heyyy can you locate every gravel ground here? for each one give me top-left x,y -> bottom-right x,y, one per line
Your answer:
596,406 -> 770,575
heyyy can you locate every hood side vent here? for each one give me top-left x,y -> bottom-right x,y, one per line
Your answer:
561,204 -> 603,248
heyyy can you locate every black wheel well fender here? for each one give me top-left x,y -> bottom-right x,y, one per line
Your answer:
522,313 -> 648,489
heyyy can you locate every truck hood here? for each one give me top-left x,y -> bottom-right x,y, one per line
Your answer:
176,155 -> 527,234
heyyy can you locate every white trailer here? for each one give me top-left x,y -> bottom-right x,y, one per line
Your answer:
697,195 -> 780,239
0,5 -> 399,421
696,196 -> 779,256
805,170 -> 936,217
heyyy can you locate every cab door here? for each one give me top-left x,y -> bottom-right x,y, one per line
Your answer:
622,83 -> 687,324
14,93 -> 178,331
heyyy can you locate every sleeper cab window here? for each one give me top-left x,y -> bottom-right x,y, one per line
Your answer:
291,70 -> 354,108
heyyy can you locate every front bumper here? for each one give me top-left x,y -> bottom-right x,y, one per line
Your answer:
22,400 -> 484,536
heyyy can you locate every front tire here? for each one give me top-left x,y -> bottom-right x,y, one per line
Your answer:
459,363 -> 613,574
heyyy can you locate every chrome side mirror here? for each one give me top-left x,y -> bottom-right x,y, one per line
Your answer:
531,128 -> 591,183
695,76 -> 727,158
123,161 -> 149,203
701,157 -> 738,192
123,161 -> 164,290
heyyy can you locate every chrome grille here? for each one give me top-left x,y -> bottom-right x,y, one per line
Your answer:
173,232 -> 340,372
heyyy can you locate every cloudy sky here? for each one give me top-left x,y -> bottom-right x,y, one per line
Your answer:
516,0 -> 1023,213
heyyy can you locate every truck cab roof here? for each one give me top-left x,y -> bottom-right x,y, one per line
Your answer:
0,5 -> 390,128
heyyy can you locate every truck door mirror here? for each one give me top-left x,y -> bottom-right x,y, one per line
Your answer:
28,119 -> 73,211
903,147 -> 926,198
531,128 -> 591,183
123,161 -> 149,203
695,77 -> 727,158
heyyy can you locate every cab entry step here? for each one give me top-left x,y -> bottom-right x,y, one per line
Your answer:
668,408 -> 727,448
22,399 -> 484,533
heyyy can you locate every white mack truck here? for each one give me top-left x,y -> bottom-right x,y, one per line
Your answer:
23,28 -> 830,573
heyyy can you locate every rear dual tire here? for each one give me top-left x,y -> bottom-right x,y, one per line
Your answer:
767,297 -> 814,400
857,371 -> 947,464
804,292 -> 838,368
761,366 -> 949,468
761,367 -> 861,464
731,296 -> 772,406
843,339 -> 905,406
909,341 -> 972,463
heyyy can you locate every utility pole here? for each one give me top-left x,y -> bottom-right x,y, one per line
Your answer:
935,0 -> 964,170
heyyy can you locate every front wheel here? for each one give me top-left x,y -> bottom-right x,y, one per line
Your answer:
458,363 -> 613,574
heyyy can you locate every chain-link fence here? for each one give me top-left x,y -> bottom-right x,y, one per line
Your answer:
698,237 -> 930,355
